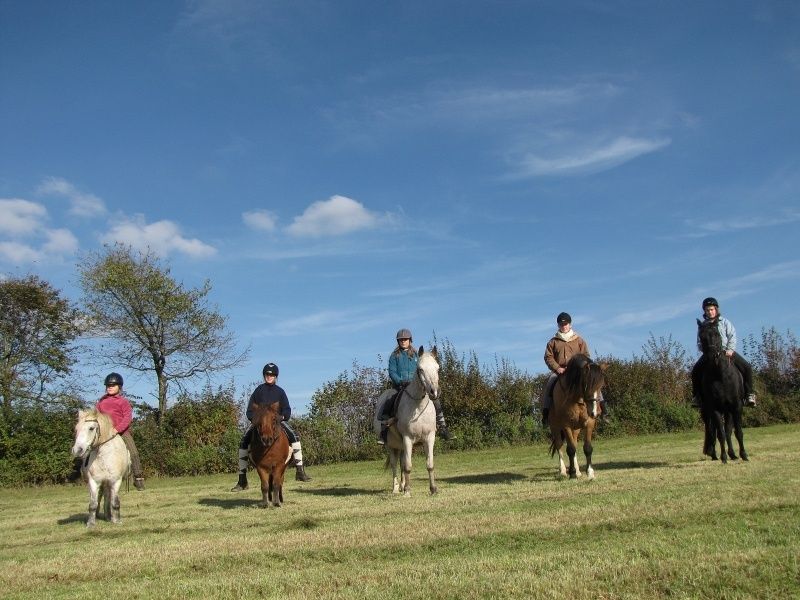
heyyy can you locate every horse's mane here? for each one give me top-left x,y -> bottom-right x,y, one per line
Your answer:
79,408 -> 117,443
562,354 -> 604,397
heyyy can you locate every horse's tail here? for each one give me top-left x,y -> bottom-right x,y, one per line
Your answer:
548,430 -> 564,457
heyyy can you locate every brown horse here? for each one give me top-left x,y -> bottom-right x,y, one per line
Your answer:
548,354 -> 608,479
250,403 -> 292,507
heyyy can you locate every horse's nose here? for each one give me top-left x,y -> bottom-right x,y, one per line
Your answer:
71,444 -> 83,457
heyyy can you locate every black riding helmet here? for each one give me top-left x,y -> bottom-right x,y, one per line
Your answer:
104,372 -> 123,387
262,363 -> 279,377
702,297 -> 719,309
556,312 -> 572,325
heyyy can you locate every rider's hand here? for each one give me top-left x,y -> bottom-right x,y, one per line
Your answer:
556,367 -> 566,375
725,350 -> 734,358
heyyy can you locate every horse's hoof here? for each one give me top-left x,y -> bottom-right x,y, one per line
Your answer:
430,487 -> 438,495
569,474 -> 577,480
741,454 -> 749,461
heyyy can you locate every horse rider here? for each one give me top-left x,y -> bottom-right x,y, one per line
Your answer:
540,312 -> 608,425
231,362 -> 311,491
67,372 -> 145,490
690,297 -> 757,408
377,328 -> 452,444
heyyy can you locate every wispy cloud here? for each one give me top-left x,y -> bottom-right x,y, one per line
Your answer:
287,195 -> 389,238
36,176 -> 107,217
104,215 -> 217,258
686,209 -> 800,236
0,199 -> 47,235
242,209 -> 278,232
263,308 -> 384,337
511,136 -> 671,178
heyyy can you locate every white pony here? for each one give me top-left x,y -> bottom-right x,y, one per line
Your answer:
71,408 -> 131,527
373,346 -> 440,496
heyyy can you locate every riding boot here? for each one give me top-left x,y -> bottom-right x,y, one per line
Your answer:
377,423 -> 389,445
230,448 -> 250,491
230,472 -> 248,492
66,457 -> 83,483
291,442 -> 312,482
433,399 -> 453,441
599,400 -> 610,422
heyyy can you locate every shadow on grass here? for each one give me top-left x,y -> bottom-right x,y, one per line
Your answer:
57,513 -> 88,525
439,471 -> 529,485
294,486 -> 383,497
198,497 -> 261,509
597,460 -> 670,470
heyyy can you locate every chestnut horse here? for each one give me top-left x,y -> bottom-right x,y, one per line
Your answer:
71,408 -> 131,527
697,318 -> 748,463
250,402 -> 292,507
548,354 -> 607,479
373,346 -> 440,496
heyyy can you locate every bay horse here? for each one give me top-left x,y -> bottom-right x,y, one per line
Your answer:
697,318 -> 748,463
548,354 -> 607,479
373,346 -> 439,496
71,408 -> 131,527
250,402 -> 292,507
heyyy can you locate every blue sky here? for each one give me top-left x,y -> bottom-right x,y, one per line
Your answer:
2,1 -> 799,413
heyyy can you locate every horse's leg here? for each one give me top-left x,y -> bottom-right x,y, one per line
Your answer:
389,449 -> 401,494
712,411 -> 727,464
725,413 -> 738,460
86,478 -> 100,528
583,423 -> 595,480
402,436 -> 413,497
425,434 -> 437,495
110,479 -> 123,524
565,429 -> 579,479
255,465 -> 270,507
274,460 -> 286,507
733,409 -> 748,461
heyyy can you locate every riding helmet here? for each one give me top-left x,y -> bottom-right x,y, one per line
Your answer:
396,328 -> 413,341
262,363 -> 279,377
556,312 -> 572,325
702,297 -> 719,309
104,372 -> 124,387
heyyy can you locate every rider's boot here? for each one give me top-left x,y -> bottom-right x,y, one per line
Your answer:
292,442 -> 312,482
744,392 -> 757,407
66,457 -> 83,483
230,448 -> 250,491
230,472 -> 248,492
377,423 -> 389,445
599,400 -> 610,423
433,399 -> 454,441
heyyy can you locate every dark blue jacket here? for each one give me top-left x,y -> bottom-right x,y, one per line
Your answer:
246,382 -> 291,422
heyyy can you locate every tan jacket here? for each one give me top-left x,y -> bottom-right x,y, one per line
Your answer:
544,332 -> 590,372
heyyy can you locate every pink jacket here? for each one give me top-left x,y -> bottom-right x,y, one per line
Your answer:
96,393 -> 133,434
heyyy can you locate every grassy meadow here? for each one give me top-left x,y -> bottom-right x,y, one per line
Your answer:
1,424 -> 799,599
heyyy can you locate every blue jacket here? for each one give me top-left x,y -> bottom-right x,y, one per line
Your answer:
246,382 -> 291,422
389,348 -> 418,386
697,316 -> 737,353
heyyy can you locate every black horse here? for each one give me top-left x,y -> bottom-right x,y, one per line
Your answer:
696,318 -> 748,463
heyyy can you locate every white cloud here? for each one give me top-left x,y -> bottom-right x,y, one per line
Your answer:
105,216 -> 217,258
0,241 -> 42,264
42,228 -> 79,254
36,176 -> 107,217
513,136 -> 671,177
690,209 -> 800,235
287,195 -> 382,238
242,209 -> 278,231
0,198 -> 48,235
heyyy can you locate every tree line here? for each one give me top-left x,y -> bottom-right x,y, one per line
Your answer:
1,246 -> 799,485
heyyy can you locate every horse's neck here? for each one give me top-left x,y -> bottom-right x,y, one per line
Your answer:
404,379 -> 427,407
94,414 -> 118,445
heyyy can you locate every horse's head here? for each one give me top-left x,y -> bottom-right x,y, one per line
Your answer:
253,403 -> 281,449
563,354 -> 607,418
416,346 -> 440,400
697,318 -> 723,359
72,409 -> 102,458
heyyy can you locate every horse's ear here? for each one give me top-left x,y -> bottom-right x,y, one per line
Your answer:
599,362 -> 609,372
418,345 -> 424,355
430,345 -> 438,359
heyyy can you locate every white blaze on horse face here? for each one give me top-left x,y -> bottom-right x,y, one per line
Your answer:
417,355 -> 440,399
72,419 -> 98,458
590,399 -> 598,418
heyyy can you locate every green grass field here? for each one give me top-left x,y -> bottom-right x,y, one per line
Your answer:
1,425 -> 799,599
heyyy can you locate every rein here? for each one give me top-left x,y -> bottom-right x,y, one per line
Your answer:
82,418 -> 119,450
